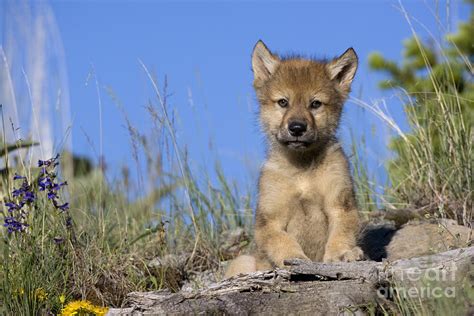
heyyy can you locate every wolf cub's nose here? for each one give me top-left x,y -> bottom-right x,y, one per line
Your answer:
288,121 -> 307,137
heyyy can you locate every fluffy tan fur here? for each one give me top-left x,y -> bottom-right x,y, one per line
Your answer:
226,41 -> 363,278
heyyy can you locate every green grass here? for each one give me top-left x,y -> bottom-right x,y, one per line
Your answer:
349,2 -> 473,314
0,69 -> 253,314
357,1 -> 473,225
0,2 -> 471,314
390,274 -> 474,316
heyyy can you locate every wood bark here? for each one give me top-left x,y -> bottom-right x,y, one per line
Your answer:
107,247 -> 473,315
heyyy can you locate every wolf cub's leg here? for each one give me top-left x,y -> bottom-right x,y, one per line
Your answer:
255,217 -> 310,268
323,187 -> 364,262
224,255 -> 257,278
255,170 -> 310,268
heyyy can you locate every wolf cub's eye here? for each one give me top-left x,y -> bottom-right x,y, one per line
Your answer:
310,100 -> 322,109
277,99 -> 288,108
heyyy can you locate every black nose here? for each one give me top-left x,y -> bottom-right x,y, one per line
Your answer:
288,120 -> 307,137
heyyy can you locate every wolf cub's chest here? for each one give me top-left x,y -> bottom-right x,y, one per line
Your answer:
294,176 -> 326,223
295,174 -> 320,202
280,167 -> 325,206
284,170 -> 329,260
262,160 -> 327,214
271,173 -> 325,221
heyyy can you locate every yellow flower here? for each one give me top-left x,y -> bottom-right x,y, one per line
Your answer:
13,288 -> 25,297
35,288 -> 48,302
60,300 -> 108,316
59,294 -> 66,304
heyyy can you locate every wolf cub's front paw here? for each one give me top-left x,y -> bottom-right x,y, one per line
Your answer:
282,255 -> 311,266
323,246 -> 364,263
277,253 -> 310,267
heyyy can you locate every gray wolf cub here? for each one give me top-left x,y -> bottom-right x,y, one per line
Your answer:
226,41 -> 363,277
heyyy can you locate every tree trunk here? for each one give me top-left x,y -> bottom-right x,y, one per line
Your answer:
107,247 -> 473,315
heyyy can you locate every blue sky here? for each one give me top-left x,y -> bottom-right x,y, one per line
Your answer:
1,0 -> 469,194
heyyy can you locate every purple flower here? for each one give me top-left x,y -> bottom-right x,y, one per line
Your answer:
3,154 -> 73,235
38,154 -> 60,168
23,191 -> 36,203
51,182 -> 68,191
9,177 -> 35,205
13,174 -> 26,181
47,191 -> 57,200
53,236 -> 64,244
5,202 -> 18,209
38,180 -> 46,191
3,216 -> 28,233
57,203 -> 69,212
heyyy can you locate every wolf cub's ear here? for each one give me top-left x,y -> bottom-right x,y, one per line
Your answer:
326,48 -> 358,94
252,40 -> 280,86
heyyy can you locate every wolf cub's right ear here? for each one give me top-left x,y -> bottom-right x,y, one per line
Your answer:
252,40 -> 280,86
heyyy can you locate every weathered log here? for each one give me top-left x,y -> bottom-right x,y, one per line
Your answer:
107,247 -> 474,315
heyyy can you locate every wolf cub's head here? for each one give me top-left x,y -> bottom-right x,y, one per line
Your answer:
252,40 -> 357,152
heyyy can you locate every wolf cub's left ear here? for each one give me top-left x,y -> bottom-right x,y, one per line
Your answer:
326,48 -> 358,94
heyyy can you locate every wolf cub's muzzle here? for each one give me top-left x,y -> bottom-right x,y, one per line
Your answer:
276,119 -> 316,150
288,120 -> 307,137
